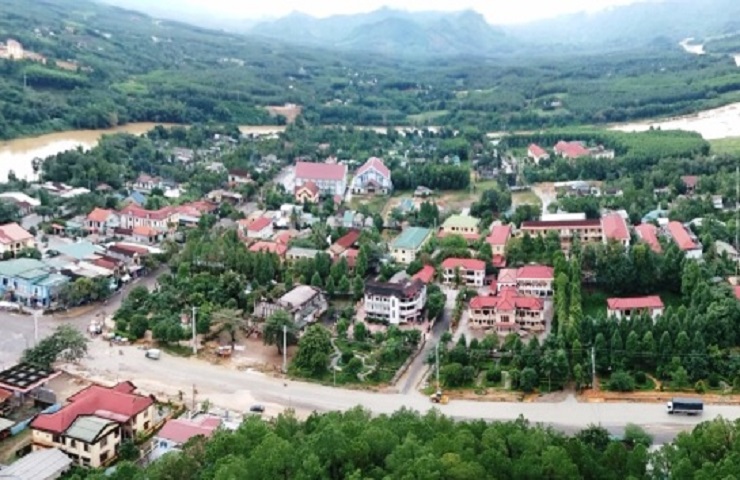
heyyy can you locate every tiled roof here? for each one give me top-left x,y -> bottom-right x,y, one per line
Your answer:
355,157 -> 390,179
334,230 -> 360,249
554,140 -> 590,158
31,381 -> 153,435
247,217 -> 272,232
601,213 -> 630,241
487,224 -> 512,246
517,265 -> 554,279
441,258 -> 485,271
607,296 -> 664,311
528,143 -> 548,158
86,208 -> 114,223
497,268 -> 518,284
391,227 -> 432,250
470,287 -> 543,311
0,222 -> 33,244
157,416 -> 221,445
295,161 -> 347,181
249,241 -> 288,256
413,265 -> 436,284
119,204 -> 174,221
681,175 -> 699,188
522,219 -> 601,228
734,286 -> 740,301
295,181 -> 319,196
492,255 -> 506,268
133,225 -> 158,237
274,231 -> 294,245
342,248 -> 359,268
635,223 -> 662,253
667,221 -> 699,251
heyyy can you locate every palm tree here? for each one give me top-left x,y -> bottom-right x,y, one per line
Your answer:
262,310 -> 298,354
210,308 -> 247,347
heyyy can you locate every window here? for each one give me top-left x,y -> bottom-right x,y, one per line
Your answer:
100,436 -> 108,447
100,452 -> 109,463
52,434 -> 61,444
70,439 -> 76,448
144,421 -> 150,430
84,443 -> 89,452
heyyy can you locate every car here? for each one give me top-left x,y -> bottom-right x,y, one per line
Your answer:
249,404 -> 265,413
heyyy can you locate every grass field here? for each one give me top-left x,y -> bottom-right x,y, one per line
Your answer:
512,190 -> 542,207
709,137 -> 740,155
349,195 -> 389,215
407,110 -> 449,123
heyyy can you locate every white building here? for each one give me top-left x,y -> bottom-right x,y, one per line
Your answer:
294,161 -> 348,196
364,278 -> 426,325
441,258 -> 486,287
607,296 -> 664,322
351,157 -> 392,195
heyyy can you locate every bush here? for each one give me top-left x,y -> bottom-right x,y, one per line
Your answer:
608,371 -> 635,392
694,380 -> 707,394
708,373 -> 720,389
634,371 -> 647,384
486,368 -> 502,384
623,423 -> 653,448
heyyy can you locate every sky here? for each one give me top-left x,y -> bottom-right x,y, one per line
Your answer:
166,0 -> 650,24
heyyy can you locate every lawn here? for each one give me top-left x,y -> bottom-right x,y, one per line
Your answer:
512,189 -> 542,208
709,136 -> 740,155
407,110 -> 449,124
349,195 -> 389,216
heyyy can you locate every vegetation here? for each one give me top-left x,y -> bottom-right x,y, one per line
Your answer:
21,324 -> 88,369
63,409 -> 740,480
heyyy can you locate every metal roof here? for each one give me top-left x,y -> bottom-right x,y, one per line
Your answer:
65,415 -> 115,443
391,227 -> 432,250
442,215 -> 480,230
0,258 -> 49,278
0,447 -> 72,480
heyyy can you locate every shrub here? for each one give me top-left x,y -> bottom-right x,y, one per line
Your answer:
708,373 -> 720,389
487,368 -> 502,384
608,371 -> 635,392
634,371 -> 647,384
694,380 -> 706,394
624,423 -> 653,448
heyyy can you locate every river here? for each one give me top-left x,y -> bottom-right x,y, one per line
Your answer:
0,123 -> 288,182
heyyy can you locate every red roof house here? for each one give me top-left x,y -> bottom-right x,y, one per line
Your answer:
635,223 -> 662,253
667,221 -> 700,253
330,230 -> 360,256
601,213 -> 630,245
681,175 -> 699,192
734,285 -> 740,301
441,258 -> 485,271
249,241 -> 288,257
554,141 -> 590,159
157,416 -> 221,446
469,287 -> 545,331
527,143 -> 549,161
413,265 -> 436,284
295,162 -> 347,182
486,224 -> 512,254
295,181 -> 320,204
607,296 -> 664,321
245,217 -> 274,239
517,265 -> 555,280
441,258 -> 486,287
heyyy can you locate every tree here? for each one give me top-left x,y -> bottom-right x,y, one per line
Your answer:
22,324 -> 88,369
310,271 -> 322,288
263,311 -> 297,355
338,275 -> 350,295
608,371 -> 635,392
292,325 -> 332,377
353,322 -> 368,342
211,308 -> 247,347
623,423 -> 653,448
519,367 -> 538,393
352,276 -> 364,302
325,276 -> 336,298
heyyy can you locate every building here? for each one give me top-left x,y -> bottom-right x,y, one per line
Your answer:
634,223 -> 662,253
244,217 -> 273,240
0,222 -> 36,256
150,415 -> 221,461
0,447 -> 72,480
294,161 -> 348,196
228,169 -> 252,186
295,181 -> 320,204
0,192 -> 41,215
412,265 -> 436,284
554,140 -> 591,159
520,219 -> 602,254
715,240 -> 739,262
497,265 -> 554,298
440,215 -> 480,241
364,278 -> 426,325
118,205 -> 176,232
441,258 -> 486,287
666,221 -> 702,259
351,157 -> 393,195
85,208 -> 119,234
30,381 -> 156,468
285,247 -> 323,263
329,230 -> 360,257
527,144 -> 549,163
681,175 -> 699,194
0,258 -> 68,307
601,213 -> 630,247
256,285 -> 327,328
249,241 -> 288,258
607,296 -> 664,321
131,173 -> 164,193
487,224 -> 512,257
390,227 -> 432,264
206,189 -> 243,205
469,288 -> 546,333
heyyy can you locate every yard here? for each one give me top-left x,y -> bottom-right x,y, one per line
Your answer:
349,195 -> 389,216
709,136 -> 740,155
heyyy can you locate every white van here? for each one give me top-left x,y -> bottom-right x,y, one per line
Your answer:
145,349 -> 161,360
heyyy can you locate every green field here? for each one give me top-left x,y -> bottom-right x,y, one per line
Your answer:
407,110 -> 449,123
709,137 -> 740,155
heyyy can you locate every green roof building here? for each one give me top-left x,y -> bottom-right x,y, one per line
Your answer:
390,227 -> 432,264
441,214 -> 480,235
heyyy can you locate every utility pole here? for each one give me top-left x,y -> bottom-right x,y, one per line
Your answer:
435,342 -> 440,392
191,306 -> 197,355
282,324 -> 287,373
591,346 -> 596,390
33,309 -> 39,347
191,384 -> 196,414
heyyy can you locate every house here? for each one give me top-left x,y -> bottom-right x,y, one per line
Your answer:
413,265 -> 436,284
131,173 -> 164,193
249,241 -> 288,258
30,381 -> 156,468
285,247 -> 323,263
294,181 -> 320,204
634,223 -> 662,253
441,258 -> 486,287
666,221 -> 702,259
173,201 -> 218,228
487,224 -> 512,257
123,191 -> 147,207
329,230 -> 360,257
439,215 -> 480,241
554,140 -> 591,159
206,189 -> 243,205
256,285 -> 327,328
520,219 -> 603,254
681,175 -> 699,194
497,265 -> 554,298
118,205 -> 176,232
172,147 -> 195,164
469,288 -> 546,333
0,447 -> 72,480
390,227 -> 432,264
151,415 -> 221,461
601,213 -> 630,247
132,226 -> 162,244
712,195 -> 724,210
228,169 -> 252,186
364,278 -> 427,325
0,192 -> 40,215
294,161 -> 348,196
0,258 -> 68,307
0,222 -> 36,256
607,296 -> 664,321
715,241 -> 739,262
85,208 -> 119,234
588,145 -> 615,159
527,144 -> 549,163
351,157 -> 393,195
243,217 -> 273,240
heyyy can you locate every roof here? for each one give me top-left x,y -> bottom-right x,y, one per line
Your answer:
497,268 -> 518,284
527,143 -> 548,158
247,217 -> 272,232
487,224 -> 512,246
470,288 -> 544,311
0,387 -> 11,402
635,223 -> 662,253
442,214 -> 480,230
0,192 -> 41,207
391,227 -> 432,250
517,265 -> 554,280
0,258 -> 50,279
295,181 -> 319,196
249,241 -> 288,256
667,221 -> 699,251
734,286 -> 740,301
681,175 -> 699,188
521,219 -> 601,229
286,247 -> 322,259
554,140 -> 590,158
295,161 -> 347,182
334,230 -> 360,249
86,207 -> 114,223
280,285 -> 322,309
274,231 -> 295,245
355,157 -> 391,179
55,241 -> 103,260
0,363 -> 59,393
119,204 -> 173,221
66,415 -> 116,443
157,415 -> 221,445
31,381 -> 153,434
607,296 -> 664,311
601,213 -> 630,241
413,265 -> 436,284
0,417 -> 13,431
0,447 -> 72,480
365,278 -> 425,299
0,222 -> 33,244
441,258 -> 485,271
133,225 -> 158,237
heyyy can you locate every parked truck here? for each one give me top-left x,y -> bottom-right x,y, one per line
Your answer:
666,397 -> 703,415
